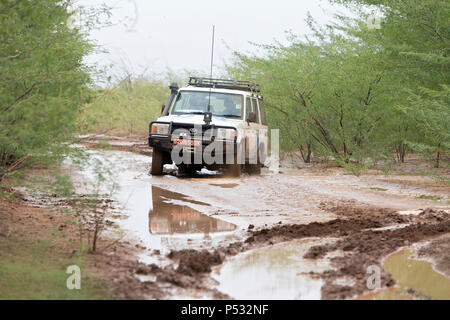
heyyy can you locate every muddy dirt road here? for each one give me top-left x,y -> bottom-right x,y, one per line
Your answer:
68,139 -> 450,300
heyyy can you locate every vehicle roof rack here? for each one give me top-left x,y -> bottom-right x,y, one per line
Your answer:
188,77 -> 261,93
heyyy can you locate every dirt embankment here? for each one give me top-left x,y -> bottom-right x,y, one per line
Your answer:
418,233 -> 450,277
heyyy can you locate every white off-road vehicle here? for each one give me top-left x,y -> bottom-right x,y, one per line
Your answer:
148,77 -> 268,176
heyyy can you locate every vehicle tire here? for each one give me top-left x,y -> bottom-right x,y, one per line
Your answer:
228,163 -> 242,177
258,143 -> 266,166
246,164 -> 261,175
228,142 -> 244,177
151,148 -> 164,175
177,163 -> 188,175
177,164 -> 199,176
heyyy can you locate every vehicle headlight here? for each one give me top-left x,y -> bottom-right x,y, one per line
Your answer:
151,123 -> 170,135
216,128 -> 236,141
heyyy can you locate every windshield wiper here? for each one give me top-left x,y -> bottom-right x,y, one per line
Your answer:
217,114 -> 241,118
178,111 -> 206,115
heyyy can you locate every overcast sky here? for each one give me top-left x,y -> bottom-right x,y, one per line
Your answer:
77,0 -> 350,81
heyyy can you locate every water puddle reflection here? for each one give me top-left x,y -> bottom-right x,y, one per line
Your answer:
74,149 -> 239,252
212,238 -> 335,300
149,186 -> 236,235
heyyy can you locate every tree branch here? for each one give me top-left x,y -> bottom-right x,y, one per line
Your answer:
2,82 -> 39,112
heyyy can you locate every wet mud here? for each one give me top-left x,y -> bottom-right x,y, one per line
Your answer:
61,144 -> 450,299
303,209 -> 450,299
417,234 -> 450,277
168,249 -> 223,276
189,207 -> 450,300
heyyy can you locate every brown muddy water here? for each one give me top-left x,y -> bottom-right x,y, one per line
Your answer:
212,238 -> 338,299
360,248 -> 450,300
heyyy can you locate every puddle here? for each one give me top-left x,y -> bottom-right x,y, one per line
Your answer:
212,238 -> 335,300
209,183 -> 239,189
149,186 -> 236,235
72,149 -> 238,252
359,248 -> 450,300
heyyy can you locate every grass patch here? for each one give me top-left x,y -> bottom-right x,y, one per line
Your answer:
416,194 -> 442,201
0,231 -> 111,300
370,187 -> 388,191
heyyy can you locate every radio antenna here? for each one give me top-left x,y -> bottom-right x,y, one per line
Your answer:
209,25 -> 215,80
207,25 -> 215,113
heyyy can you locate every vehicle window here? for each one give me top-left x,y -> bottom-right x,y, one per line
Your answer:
245,97 -> 252,121
252,98 -> 260,124
171,91 -> 243,118
258,99 -> 267,125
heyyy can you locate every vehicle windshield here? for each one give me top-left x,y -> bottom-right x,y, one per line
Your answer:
170,91 -> 243,118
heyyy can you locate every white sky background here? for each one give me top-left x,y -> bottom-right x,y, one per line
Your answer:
76,0 -> 351,83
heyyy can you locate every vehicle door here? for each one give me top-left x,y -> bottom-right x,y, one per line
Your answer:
244,96 -> 260,164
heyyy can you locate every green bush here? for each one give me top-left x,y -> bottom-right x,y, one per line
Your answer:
76,78 -> 169,135
0,0 -> 95,182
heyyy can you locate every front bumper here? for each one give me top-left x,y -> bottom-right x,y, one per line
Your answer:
148,121 -> 238,155
149,134 -> 237,156
148,135 -> 173,152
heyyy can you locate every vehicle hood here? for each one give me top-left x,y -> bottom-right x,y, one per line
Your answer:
155,114 -> 243,129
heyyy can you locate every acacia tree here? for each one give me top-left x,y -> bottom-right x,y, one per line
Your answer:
229,0 -> 449,167
0,0 -> 96,182
228,30 -> 391,164
333,0 -> 449,164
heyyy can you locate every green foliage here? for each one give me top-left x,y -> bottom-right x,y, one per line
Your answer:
404,85 -> 450,167
332,0 -> 450,165
50,174 -> 76,198
77,78 -> 169,135
229,31 -> 392,164
0,0 -> 96,182
229,0 -> 449,168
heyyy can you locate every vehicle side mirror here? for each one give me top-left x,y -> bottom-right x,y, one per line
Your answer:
161,104 -> 165,115
248,111 -> 257,123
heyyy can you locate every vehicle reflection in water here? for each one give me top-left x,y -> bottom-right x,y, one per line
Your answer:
149,186 -> 236,235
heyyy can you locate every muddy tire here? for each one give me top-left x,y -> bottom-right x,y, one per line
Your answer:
246,164 -> 261,175
228,163 -> 242,177
151,148 -> 164,175
177,164 -> 200,176
177,164 -> 188,175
